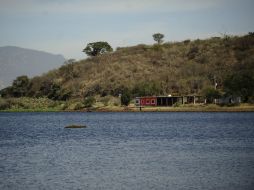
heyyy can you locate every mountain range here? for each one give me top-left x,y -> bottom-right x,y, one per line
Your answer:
0,46 -> 65,89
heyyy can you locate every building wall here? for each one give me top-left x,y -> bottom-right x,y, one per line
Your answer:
135,96 -> 204,107
157,96 -> 182,106
135,98 -> 140,106
139,97 -> 157,106
215,97 -> 241,104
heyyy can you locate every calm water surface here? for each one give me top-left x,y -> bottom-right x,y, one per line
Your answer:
0,112 -> 254,190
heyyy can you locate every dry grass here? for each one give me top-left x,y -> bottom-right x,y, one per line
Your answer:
12,33 -> 253,100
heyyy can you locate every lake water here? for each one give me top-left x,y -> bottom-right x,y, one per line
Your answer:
0,112 -> 254,190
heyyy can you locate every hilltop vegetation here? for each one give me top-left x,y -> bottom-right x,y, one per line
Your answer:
1,33 -> 254,110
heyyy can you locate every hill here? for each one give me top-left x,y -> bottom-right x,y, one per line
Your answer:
1,33 -> 254,105
0,46 -> 65,89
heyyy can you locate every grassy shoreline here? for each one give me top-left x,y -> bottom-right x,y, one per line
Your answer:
96,104 -> 254,112
1,104 -> 254,112
1,97 -> 254,112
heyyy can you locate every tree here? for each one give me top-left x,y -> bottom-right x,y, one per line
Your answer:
121,90 -> 131,106
132,81 -> 162,97
84,96 -> 96,108
202,87 -> 221,103
12,75 -> 30,97
0,87 -> 13,98
224,72 -> 254,102
60,59 -> 78,81
83,41 -> 113,56
47,83 -> 61,100
153,33 -> 164,44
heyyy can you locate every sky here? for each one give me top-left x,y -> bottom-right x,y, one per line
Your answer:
0,0 -> 253,60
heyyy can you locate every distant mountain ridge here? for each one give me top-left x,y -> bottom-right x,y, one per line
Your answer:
0,46 -> 65,89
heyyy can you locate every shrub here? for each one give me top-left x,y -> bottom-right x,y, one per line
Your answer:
183,39 -> 191,44
152,44 -> 163,52
247,96 -> 254,104
0,98 -> 10,110
59,61 -> 79,80
73,102 -> 85,110
114,102 -> 119,106
84,96 -> 96,108
233,34 -> 254,51
173,102 -> 181,107
100,96 -> 110,106
187,46 -> 199,59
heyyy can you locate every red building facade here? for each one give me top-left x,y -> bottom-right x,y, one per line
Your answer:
135,95 -> 203,107
136,97 -> 157,106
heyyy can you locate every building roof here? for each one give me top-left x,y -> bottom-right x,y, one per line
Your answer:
136,95 -> 202,98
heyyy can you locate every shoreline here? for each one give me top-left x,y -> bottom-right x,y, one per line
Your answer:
1,104 -> 254,112
96,106 -> 254,112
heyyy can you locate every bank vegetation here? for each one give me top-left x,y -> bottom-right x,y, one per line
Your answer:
1,33 -> 254,111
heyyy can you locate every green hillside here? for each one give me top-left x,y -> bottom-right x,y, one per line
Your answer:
1,33 -> 254,108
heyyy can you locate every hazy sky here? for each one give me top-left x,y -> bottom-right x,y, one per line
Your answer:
0,0 -> 253,60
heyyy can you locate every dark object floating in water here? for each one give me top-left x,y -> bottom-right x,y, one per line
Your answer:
65,125 -> 87,128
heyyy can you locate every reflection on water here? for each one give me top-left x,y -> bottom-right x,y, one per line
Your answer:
0,112 -> 254,190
